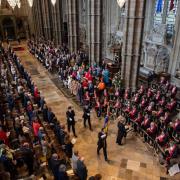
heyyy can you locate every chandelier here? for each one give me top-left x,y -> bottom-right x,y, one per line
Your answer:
51,0 -> 56,6
7,0 -> 21,9
27,0 -> 33,7
117,0 -> 126,8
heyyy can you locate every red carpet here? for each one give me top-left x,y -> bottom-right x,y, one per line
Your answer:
13,47 -> 25,51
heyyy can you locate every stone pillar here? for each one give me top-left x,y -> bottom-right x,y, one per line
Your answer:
88,0 -> 102,65
42,0 -> 52,40
144,0 -> 156,36
32,0 -> 44,37
67,0 -> 79,52
169,3 -> 180,77
51,0 -> 63,45
121,0 -> 146,90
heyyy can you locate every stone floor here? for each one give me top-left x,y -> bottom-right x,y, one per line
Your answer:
13,42 -> 180,180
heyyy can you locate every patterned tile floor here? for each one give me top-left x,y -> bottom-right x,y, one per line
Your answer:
13,42 -> 180,180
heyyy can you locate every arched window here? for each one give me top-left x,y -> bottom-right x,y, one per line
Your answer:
154,0 -> 178,26
154,0 -> 178,43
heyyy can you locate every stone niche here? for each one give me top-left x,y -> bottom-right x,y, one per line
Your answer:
143,24 -> 170,73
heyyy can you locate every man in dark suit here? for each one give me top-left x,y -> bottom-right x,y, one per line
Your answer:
76,157 -> 88,180
83,105 -> 92,130
116,120 -> 126,145
66,106 -> 77,137
97,128 -> 108,161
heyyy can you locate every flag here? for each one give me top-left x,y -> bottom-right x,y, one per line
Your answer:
156,0 -> 163,13
169,0 -> 174,11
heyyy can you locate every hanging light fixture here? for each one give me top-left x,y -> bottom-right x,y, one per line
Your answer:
51,0 -> 56,6
117,0 -> 126,8
7,0 -> 21,9
27,0 -> 33,7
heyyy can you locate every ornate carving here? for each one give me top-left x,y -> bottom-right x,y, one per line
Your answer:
155,46 -> 170,73
146,24 -> 166,44
109,31 -> 123,47
79,26 -> 86,43
144,42 -> 170,73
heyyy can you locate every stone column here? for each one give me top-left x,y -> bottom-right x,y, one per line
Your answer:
121,0 -> 146,90
169,3 -> 180,77
88,0 -> 102,65
51,1 -> 63,45
41,0 -> 52,40
143,0 -> 156,36
33,0 -> 44,37
67,0 -> 79,52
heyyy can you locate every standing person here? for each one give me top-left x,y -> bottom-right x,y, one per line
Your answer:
97,128 -> 108,161
76,157 -> 88,180
116,120 -> 126,145
83,105 -> 92,130
71,150 -> 79,174
66,106 -> 77,137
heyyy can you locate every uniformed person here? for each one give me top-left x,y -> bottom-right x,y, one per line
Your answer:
97,128 -> 108,161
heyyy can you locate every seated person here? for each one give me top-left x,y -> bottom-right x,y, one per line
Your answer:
147,88 -> 153,99
129,106 -> 137,119
160,112 -> 170,128
156,131 -> 168,146
133,112 -> 143,131
138,85 -> 144,96
140,97 -> 147,109
171,85 -> 177,98
153,107 -> 164,119
167,98 -> 177,112
141,115 -> 150,130
165,143 -> 178,164
133,93 -> 139,104
124,89 -> 130,100
146,102 -> 155,115
158,96 -> 166,107
174,119 -> 180,134
146,122 -> 158,139
155,91 -> 161,102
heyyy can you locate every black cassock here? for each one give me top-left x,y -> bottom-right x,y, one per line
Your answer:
116,121 -> 126,145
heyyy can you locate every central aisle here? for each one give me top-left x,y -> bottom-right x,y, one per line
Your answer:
14,42 -> 178,180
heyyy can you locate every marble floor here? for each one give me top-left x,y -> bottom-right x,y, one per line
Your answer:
13,42 -> 179,180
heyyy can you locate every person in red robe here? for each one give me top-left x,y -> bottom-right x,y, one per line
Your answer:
165,143 -> 178,164
138,85 -> 144,96
129,106 -> 137,119
140,96 -> 147,109
141,114 -> 150,130
171,85 -> 177,98
173,119 -> 180,135
0,126 -> 9,145
156,131 -> 168,146
124,89 -> 130,101
146,122 -> 157,139
147,88 -> 153,99
133,93 -> 139,104
95,98 -> 101,117
114,98 -> 122,116
161,112 -> 170,128
159,96 -> 166,107
155,91 -> 161,102
167,98 -> 176,112
133,112 -> 143,132
32,118 -> 41,138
